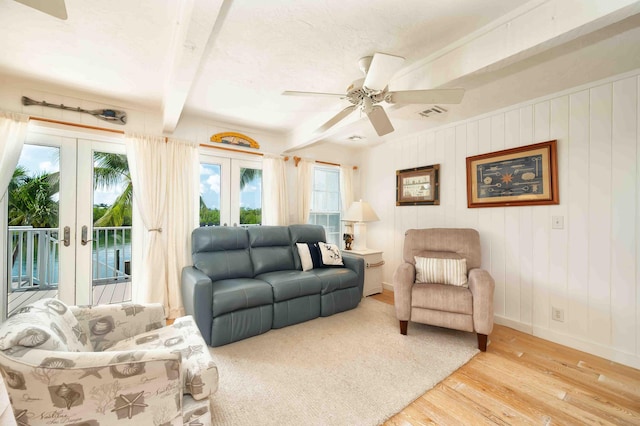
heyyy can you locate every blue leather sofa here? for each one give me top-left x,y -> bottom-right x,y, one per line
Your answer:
181,224 -> 365,347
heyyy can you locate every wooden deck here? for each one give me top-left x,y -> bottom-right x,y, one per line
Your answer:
8,281 -> 131,316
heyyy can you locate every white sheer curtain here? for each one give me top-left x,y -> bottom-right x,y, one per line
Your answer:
164,138 -> 199,318
297,158 -> 313,223
262,155 -> 289,225
0,112 -> 29,197
0,112 -> 28,321
125,133 -> 168,309
339,165 -> 354,215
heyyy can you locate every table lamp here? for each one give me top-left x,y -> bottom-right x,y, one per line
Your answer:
343,200 -> 379,251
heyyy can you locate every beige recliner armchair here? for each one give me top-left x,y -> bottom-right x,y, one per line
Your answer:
393,228 -> 495,351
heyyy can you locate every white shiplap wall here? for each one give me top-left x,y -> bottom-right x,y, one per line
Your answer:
363,70 -> 640,369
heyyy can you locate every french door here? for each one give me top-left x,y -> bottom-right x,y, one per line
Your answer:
199,153 -> 262,227
3,130 -> 130,318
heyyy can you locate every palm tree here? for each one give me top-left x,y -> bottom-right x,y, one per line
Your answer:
8,169 -> 59,228
93,152 -> 132,227
240,168 -> 261,190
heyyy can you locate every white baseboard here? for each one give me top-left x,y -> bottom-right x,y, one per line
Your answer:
494,315 -> 533,334
382,282 -> 393,291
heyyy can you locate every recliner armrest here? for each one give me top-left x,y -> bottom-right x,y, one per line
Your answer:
468,268 -> 495,335
181,266 -> 214,345
341,254 -> 365,295
393,263 -> 415,321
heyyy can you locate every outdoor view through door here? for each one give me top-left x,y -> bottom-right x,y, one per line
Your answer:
200,155 -> 262,227
5,139 -> 132,317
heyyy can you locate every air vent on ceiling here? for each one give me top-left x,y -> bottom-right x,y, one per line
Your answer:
347,135 -> 365,141
418,106 -> 447,118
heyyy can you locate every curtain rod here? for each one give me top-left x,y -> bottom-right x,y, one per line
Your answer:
293,156 -> 358,170
29,116 -> 125,135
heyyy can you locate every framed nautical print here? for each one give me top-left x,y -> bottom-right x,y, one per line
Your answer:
466,140 -> 559,208
396,164 -> 440,206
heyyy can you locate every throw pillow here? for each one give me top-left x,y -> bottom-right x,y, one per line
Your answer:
296,242 -> 323,271
318,242 -> 344,267
414,256 -> 468,287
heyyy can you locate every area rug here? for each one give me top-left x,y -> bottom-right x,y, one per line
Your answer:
208,298 -> 479,425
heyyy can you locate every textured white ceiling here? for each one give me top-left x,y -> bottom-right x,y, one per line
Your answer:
0,0 -> 638,149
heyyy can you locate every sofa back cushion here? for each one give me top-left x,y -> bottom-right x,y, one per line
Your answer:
248,226 -> 295,275
192,227 -> 254,280
289,224 -> 327,270
0,298 -> 91,352
403,228 -> 481,271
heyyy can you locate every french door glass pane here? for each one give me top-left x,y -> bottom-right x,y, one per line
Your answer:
200,163 -> 222,226
239,167 -> 262,225
91,151 -> 132,304
7,144 -> 60,315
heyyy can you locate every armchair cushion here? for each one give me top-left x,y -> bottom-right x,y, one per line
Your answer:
0,298 -> 90,352
414,256 -> 468,287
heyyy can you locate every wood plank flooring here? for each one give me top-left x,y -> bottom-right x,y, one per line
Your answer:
372,290 -> 640,425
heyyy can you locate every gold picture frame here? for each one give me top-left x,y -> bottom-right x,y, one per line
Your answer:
466,140 -> 559,208
396,164 -> 440,206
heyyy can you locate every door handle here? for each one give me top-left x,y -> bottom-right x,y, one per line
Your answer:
81,225 -> 93,246
63,226 -> 70,247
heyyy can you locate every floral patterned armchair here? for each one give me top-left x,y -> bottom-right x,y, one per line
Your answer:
0,298 -> 218,425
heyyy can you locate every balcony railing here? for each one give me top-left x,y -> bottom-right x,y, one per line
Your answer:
7,226 -> 132,293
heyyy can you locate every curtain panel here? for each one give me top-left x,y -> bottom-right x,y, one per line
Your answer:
262,155 -> 289,225
339,165 -> 354,215
164,138 -> 199,318
296,158 -> 313,224
125,133 -> 168,311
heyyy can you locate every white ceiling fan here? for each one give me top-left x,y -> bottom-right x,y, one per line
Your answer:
14,0 -> 67,20
284,52 -> 464,137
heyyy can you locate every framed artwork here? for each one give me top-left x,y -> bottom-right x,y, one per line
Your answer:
466,140 -> 559,208
396,164 -> 440,206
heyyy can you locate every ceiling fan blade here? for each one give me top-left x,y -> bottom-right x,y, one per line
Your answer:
282,90 -> 345,99
316,105 -> 357,133
387,88 -> 465,105
363,53 -> 405,92
367,106 -> 394,136
14,0 -> 67,19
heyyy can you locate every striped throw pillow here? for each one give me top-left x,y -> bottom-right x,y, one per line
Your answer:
414,256 -> 468,287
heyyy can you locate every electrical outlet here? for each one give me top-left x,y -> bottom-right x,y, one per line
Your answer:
552,216 -> 564,229
552,307 -> 564,322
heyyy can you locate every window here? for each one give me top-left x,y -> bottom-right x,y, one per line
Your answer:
309,166 -> 341,245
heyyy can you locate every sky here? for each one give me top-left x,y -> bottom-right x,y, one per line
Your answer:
199,163 -> 261,210
15,145 -> 261,210
16,144 -> 124,205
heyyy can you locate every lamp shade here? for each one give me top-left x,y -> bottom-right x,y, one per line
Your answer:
343,200 -> 379,223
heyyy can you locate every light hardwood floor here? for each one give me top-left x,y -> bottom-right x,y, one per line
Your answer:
372,290 -> 640,425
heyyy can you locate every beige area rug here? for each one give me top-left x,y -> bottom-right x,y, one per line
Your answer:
208,298 -> 479,426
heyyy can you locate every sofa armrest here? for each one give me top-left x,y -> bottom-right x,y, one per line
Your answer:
70,303 -> 166,351
393,263 -> 415,321
0,349 -> 183,424
181,266 -> 214,346
468,268 -> 495,335
341,254 -> 365,295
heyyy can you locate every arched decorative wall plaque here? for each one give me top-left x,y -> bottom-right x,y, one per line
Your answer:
210,132 -> 260,149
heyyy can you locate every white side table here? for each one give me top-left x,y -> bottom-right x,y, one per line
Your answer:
343,249 -> 384,297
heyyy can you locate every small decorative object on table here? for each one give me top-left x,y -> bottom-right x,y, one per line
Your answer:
343,233 -> 353,250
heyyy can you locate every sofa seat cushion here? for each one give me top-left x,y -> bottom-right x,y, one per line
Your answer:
106,315 -> 218,401
256,270 -> 321,302
212,279 -> 273,317
411,282 -> 473,315
311,268 -> 359,295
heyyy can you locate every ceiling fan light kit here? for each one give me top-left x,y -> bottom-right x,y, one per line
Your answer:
284,52 -> 465,137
